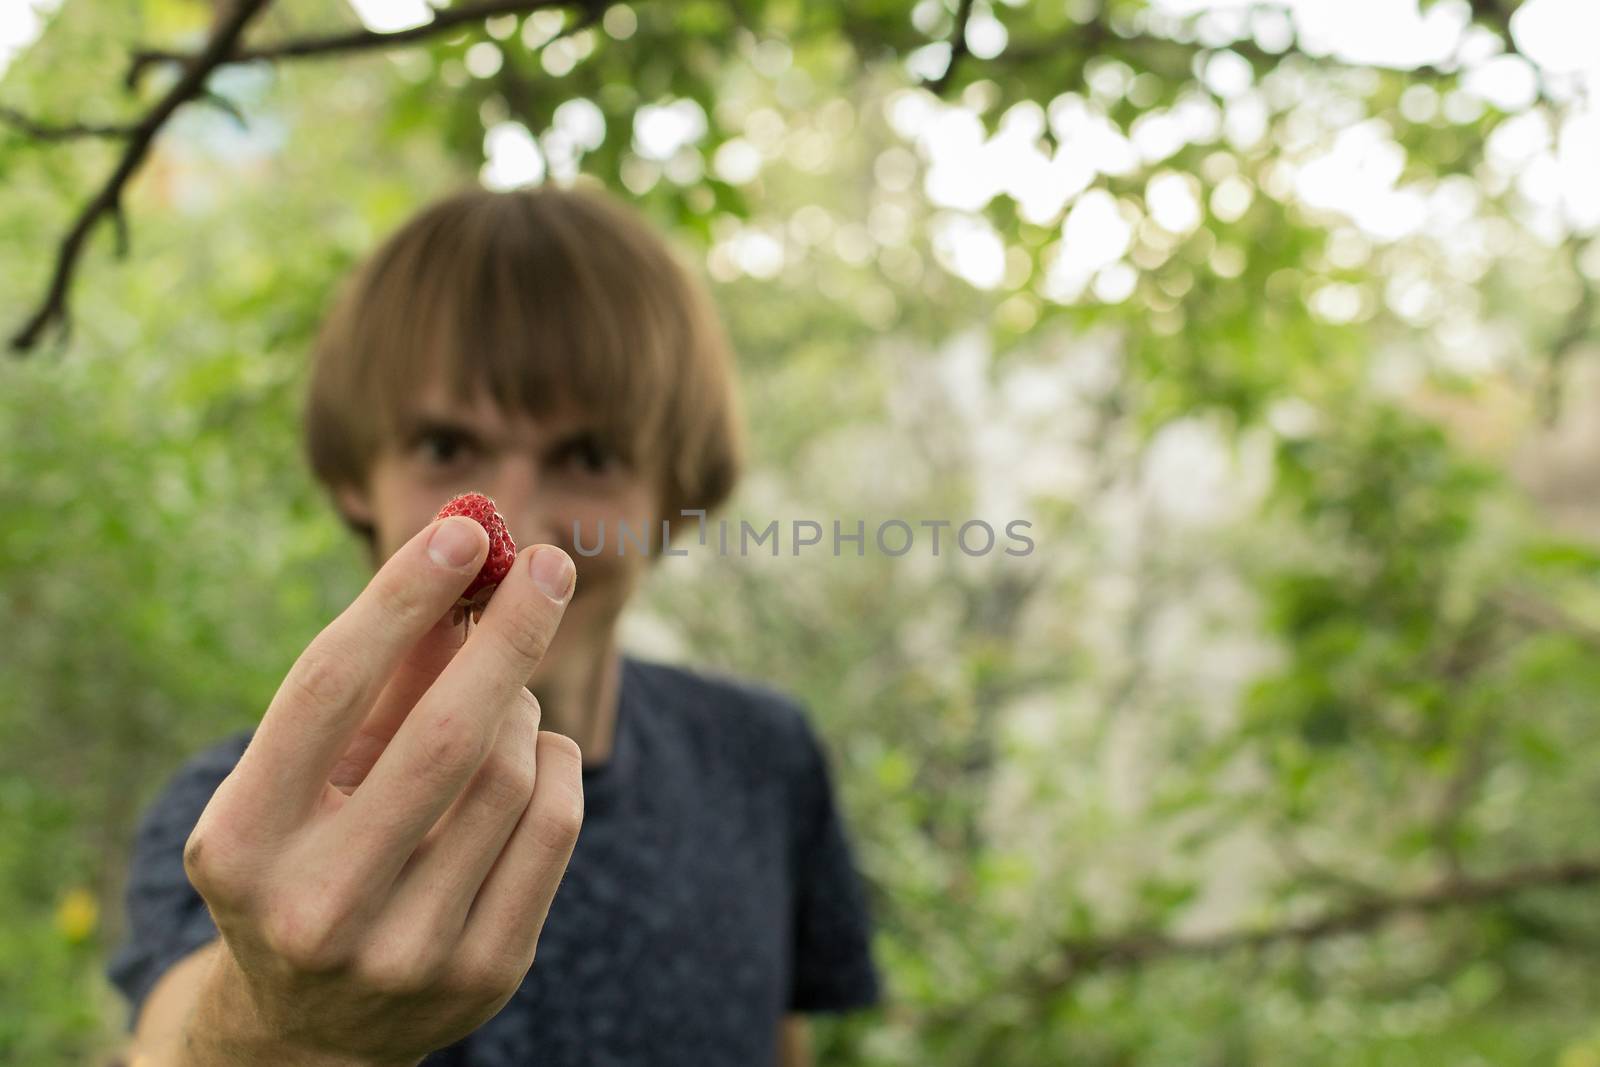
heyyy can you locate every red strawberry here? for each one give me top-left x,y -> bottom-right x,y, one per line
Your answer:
434,492 -> 517,623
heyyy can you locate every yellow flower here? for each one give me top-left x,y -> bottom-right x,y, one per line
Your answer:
54,887 -> 98,944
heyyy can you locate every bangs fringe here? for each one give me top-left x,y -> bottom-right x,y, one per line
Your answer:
357,192 -> 676,466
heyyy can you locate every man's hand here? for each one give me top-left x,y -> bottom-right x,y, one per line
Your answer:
172,516 -> 582,1067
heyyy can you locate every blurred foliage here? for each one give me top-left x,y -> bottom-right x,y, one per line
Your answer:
4,0 -> 1600,1064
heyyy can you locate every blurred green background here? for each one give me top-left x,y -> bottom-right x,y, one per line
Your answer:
5,0 -> 1600,1063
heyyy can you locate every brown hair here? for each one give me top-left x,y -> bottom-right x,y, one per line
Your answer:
302,181 -> 742,546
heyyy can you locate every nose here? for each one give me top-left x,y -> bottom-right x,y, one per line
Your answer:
485,464 -> 564,551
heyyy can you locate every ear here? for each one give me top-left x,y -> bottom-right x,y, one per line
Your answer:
332,481 -> 381,568
334,481 -> 376,529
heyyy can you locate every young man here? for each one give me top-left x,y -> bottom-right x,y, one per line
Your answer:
106,184 -> 882,1066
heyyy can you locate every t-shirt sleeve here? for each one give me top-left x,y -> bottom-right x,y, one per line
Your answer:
104,733 -> 247,1031
780,702 -> 883,1013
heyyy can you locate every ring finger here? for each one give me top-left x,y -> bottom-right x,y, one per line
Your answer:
375,687 -> 544,940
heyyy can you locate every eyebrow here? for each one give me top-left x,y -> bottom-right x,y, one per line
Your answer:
400,408 -> 605,454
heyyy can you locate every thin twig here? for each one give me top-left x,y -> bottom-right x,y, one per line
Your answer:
9,0 -> 276,353
198,89 -> 249,130
0,105 -> 138,141
126,0 -> 578,90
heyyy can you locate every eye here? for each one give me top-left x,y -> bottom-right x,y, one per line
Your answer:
554,431 -> 623,475
410,423 -> 479,467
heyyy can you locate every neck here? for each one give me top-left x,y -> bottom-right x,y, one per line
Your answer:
530,635 -> 622,769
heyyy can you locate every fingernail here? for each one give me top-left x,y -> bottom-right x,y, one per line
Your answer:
529,545 -> 575,601
428,516 -> 483,569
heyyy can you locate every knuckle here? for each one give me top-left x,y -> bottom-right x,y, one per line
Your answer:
502,692 -> 541,749
181,830 -> 218,897
182,828 -> 208,878
286,637 -> 362,710
361,940 -> 447,998
475,752 -> 537,814
538,728 -> 583,768
183,832 -> 230,895
444,955 -> 522,1007
182,814 -> 250,903
264,902 -> 349,973
417,714 -> 490,784
376,569 -> 437,627
531,779 -> 585,854
490,612 -> 554,672
516,687 -> 543,729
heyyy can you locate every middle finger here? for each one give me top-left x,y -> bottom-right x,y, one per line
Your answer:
329,544 -> 574,878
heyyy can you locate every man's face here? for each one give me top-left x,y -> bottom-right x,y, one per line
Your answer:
337,380 -> 660,689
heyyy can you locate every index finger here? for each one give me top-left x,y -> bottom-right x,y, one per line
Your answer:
234,515 -> 490,824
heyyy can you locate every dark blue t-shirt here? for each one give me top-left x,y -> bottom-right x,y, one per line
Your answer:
106,654 -> 882,1065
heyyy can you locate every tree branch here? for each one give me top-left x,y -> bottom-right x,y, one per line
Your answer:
921,0 -> 975,97
910,851 -> 1600,1038
8,0 -> 276,353
126,0 -> 578,91
10,0 -> 596,354
1021,854 -> 1600,989
1493,586 -> 1600,654
0,105 -> 138,142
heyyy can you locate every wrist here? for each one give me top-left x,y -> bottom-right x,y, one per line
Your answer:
168,948 -> 420,1067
